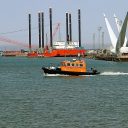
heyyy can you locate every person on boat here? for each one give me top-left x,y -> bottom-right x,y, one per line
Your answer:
91,67 -> 97,73
49,63 -> 56,69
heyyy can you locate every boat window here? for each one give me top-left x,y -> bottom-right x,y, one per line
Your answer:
80,64 -> 83,67
76,63 -> 78,67
67,63 -> 70,66
72,63 -> 75,66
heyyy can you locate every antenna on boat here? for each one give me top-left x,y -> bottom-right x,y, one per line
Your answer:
78,53 -> 81,60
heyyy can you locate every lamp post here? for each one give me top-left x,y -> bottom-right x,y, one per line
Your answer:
93,33 -> 95,49
101,32 -> 104,49
98,26 -> 102,49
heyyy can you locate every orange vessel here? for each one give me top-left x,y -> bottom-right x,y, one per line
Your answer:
60,59 -> 86,73
42,57 -> 100,76
27,48 -> 86,58
27,8 -> 86,58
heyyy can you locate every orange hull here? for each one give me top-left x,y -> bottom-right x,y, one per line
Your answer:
27,49 -> 86,58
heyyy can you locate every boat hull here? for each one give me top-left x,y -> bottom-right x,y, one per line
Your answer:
27,49 -> 86,58
42,67 -> 100,76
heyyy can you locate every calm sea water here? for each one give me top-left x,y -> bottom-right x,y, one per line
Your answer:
0,56 -> 128,128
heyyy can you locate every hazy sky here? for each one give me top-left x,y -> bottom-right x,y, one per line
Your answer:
0,0 -> 128,50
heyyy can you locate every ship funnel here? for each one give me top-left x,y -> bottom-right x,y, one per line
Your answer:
41,12 -> 44,48
69,13 -> 72,42
78,9 -> 81,47
38,12 -> 41,48
49,8 -> 53,47
66,12 -> 69,43
28,14 -> 32,51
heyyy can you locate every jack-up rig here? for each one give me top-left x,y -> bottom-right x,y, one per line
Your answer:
27,8 -> 86,57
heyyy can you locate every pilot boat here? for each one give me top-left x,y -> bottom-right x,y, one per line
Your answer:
42,58 -> 100,76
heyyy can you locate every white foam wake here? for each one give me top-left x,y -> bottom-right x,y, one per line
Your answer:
100,72 -> 128,75
44,73 -> 69,76
44,72 -> 128,76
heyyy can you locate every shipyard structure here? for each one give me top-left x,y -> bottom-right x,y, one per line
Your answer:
27,8 -> 86,57
91,12 -> 128,61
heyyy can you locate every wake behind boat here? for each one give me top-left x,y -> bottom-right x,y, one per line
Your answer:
42,58 -> 100,76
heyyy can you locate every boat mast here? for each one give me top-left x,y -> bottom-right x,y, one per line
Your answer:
38,12 -> 41,49
49,8 -> 53,48
66,12 -> 69,44
69,13 -> 72,42
78,9 -> 81,47
41,12 -> 44,49
28,14 -> 31,52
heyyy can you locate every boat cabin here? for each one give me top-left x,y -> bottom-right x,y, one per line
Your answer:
60,59 -> 87,72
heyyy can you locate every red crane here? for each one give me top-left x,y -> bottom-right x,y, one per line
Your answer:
0,22 -> 61,49
52,23 -> 60,39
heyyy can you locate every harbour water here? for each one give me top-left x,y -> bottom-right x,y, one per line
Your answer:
0,57 -> 128,128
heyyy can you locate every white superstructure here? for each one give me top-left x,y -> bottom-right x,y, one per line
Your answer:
114,14 -> 127,47
103,14 -> 117,49
103,13 -> 128,54
53,41 -> 79,49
